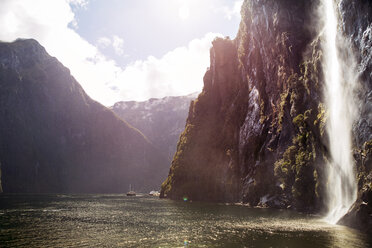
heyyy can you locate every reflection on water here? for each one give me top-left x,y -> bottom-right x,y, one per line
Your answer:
0,194 -> 370,247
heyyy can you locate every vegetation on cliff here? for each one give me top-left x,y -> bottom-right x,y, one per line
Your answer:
161,0 -> 322,207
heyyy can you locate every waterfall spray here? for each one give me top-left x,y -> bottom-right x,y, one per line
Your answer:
321,0 -> 358,224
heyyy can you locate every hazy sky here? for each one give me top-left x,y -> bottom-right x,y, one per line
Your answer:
0,0 -> 242,105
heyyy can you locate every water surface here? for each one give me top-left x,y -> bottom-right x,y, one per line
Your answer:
0,194 -> 370,247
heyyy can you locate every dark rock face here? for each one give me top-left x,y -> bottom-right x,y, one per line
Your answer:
0,39 -> 167,193
161,0 -> 371,232
338,0 -> 372,234
111,93 -> 197,162
0,162 -> 2,193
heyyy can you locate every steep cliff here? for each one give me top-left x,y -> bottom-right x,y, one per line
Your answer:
0,39 -> 167,193
111,93 -> 197,161
161,0 -> 372,231
161,0 -> 325,208
337,0 -> 372,233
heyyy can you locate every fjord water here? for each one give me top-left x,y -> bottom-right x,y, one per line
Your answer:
0,195 -> 370,248
321,0 -> 358,223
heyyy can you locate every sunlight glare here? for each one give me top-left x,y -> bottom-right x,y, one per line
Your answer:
179,4 -> 189,20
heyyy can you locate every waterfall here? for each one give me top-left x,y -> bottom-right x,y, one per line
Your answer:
321,0 -> 358,224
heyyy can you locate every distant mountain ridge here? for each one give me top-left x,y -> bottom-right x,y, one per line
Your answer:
111,93 -> 198,161
0,39 -> 168,193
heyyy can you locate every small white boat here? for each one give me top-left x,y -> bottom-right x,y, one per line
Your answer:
149,190 -> 160,197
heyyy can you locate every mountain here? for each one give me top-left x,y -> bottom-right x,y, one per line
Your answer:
0,39 -> 168,193
160,0 -> 372,232
111,93 -> 198,161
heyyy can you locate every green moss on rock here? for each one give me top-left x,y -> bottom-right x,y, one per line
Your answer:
274,109 -> 325,211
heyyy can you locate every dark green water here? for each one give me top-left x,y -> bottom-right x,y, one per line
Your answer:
0,194 -> 370,248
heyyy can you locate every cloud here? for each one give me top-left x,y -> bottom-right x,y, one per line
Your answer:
67,0 -> 89,8
116,32 -> 222,101
112,35 -> 124,55
216,0 -> 243,20
97,37 -> 111,48
97,35 -> 125,55
0,0 -> 219,106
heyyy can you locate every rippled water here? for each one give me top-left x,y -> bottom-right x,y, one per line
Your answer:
0,194 -> 370,248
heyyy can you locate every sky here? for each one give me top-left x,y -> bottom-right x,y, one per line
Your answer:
0,0 -> 243,106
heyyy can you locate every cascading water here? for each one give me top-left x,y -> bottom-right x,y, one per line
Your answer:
321,0 -> 358,224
